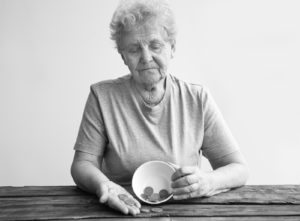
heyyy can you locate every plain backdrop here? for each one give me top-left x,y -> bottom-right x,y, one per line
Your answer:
0,0 -> 299,186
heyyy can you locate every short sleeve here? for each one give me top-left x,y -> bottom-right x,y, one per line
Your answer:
201,87 -> 239,161
73,86 -> 107,156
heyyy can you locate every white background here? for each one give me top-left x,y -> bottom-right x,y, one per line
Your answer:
0,0 -> 299,186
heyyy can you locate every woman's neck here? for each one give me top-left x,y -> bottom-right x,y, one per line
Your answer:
135,78 -> 166,106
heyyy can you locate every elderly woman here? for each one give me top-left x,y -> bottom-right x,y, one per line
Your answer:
71,0 -> 249,216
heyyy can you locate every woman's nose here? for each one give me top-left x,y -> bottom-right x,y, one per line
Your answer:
140,47 -> 153,63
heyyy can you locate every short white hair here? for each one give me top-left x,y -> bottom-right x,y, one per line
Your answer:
110,0 -> 177,52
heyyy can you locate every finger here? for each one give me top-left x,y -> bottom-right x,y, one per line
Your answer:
171,166 -> 196,181
107,196 -> 129,214
117,185 -> 141,209
127,204 -> 140,216
120,194 -> 141,208
131,197 -> 141,208
172,182 -> 199,195
98,181 -> 110,203
118,194 -> 141,215
99,191 -> 109,203
173,191 -> 198,200
167,162 -> 180,170
125,194 -> 141,208
171,174 -> 198,188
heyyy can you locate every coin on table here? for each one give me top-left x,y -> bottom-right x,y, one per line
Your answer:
143,186 -> 154,196
140,207 -> 151,213
151,207 -> 163,213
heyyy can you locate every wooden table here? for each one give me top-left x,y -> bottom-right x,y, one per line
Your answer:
1,185 -> 300,220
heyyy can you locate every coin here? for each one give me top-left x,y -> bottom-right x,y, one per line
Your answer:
151,207 -> 163,213
144,186 -> 154,196
124,198 -> 136,206
118,194 -> 128,200
159,189 -> 170,199
141,193 -> 149,200
149,193 -> 160,202
141,207 -> 151,213
118,194 -> 136,206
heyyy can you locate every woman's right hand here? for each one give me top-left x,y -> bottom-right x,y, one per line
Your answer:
97,180 -> 141,216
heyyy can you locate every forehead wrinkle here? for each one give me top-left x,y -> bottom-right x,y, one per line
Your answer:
120,21 -> 168,50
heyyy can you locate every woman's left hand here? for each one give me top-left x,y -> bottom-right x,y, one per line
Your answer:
171,166 -> 216,200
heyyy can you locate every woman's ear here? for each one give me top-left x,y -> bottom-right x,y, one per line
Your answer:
171,42 -> 176,59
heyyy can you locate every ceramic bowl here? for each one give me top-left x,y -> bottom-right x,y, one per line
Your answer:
132,160 -> 175,204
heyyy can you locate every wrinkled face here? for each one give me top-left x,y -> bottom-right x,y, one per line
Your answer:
120,19 -> 175,87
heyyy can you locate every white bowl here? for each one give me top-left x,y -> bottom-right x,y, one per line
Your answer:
132,160 -> 175,204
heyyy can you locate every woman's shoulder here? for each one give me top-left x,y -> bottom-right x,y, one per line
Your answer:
90,74 -> 132,94
169,74 -> 217,111
169,74 -> 209,97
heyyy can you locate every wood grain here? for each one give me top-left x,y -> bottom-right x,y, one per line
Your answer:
0,186 -> 83,197
1,185 -> 300,204
1,201 -> 300,220
46,218 -> 300,221
1,185 -> 300,220
171,218 -> 300,221
170,185 -> 300,204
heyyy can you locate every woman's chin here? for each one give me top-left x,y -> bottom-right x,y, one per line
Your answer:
141,76 -> 162,86
140,71 -> 163,83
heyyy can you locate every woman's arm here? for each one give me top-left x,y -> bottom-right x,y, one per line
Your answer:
208,151 -> 249,194
71,151 -> 109,195
171,151 -> 249,199
71,150 -> 141,215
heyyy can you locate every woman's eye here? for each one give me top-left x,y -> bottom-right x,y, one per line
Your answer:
150,43 -> 164,52
150,44 -> 162,50
128,47 -> 140,53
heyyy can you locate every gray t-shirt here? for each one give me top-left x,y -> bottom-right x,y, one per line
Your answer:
74,74 -> 239,185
